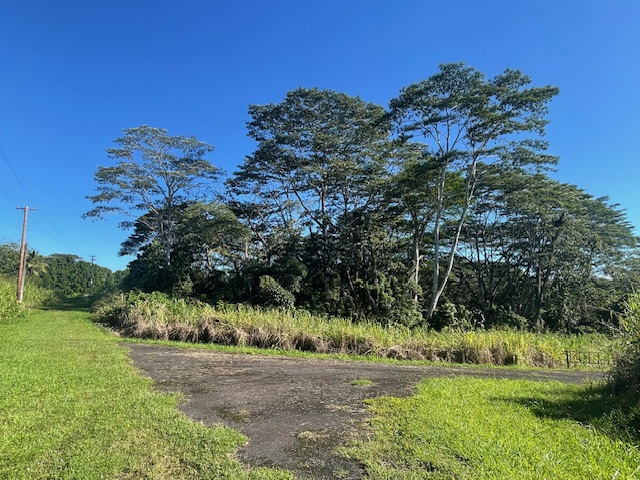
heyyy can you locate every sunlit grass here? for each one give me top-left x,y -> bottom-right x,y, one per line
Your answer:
343,377 -> 640,479
0,308 -> 292,479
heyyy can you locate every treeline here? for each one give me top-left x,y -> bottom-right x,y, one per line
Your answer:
83,63 -> 639,332
0,243 -> 123,296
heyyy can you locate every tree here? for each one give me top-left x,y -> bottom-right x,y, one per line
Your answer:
390,63 -> 559,319
451,169 -> 638,330
0,242 -> 19,276
83,125 -> 219,268
120,201 -> 250,295
25,250 -> 48,278
39,254 -> 115,295
228,88 -> 394,311
230,88 -> 391,244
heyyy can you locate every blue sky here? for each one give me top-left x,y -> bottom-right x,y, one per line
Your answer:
0,1 -> 638,271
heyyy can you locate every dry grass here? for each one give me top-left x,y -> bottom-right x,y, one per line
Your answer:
94,292 -> 618,368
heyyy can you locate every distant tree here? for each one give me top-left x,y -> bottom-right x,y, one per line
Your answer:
83,125 -> 219,268
25,250 -> 48,278
391,63 -> 559,319
0,242 -> 19,276
451,169 -> 638,330
39,254 -> 114,295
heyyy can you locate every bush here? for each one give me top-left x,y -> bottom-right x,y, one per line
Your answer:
610,292 -> 640,394
0,277 -> 54,319
0,278 -> 21,319
255,276 -> 295,310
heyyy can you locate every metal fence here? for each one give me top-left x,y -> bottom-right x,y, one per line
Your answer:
564,349 -> 613,369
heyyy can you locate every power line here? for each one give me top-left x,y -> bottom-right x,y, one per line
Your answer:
0,184 -> 16,204
0,143 -> 89,258
0,146 -> 37,206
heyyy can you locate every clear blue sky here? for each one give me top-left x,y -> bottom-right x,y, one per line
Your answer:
0,0 -> 638,272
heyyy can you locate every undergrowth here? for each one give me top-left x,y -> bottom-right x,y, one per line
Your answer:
94,292 -> 617,368
0,276 -> 53,319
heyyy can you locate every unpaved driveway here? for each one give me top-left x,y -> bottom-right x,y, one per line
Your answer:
127,344 -> 603,480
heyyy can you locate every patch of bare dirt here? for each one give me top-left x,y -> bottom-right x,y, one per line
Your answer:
126,344 -> 603,480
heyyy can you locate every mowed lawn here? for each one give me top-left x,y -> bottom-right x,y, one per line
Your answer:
345,377 -> 640,479
0,308 -> 291,479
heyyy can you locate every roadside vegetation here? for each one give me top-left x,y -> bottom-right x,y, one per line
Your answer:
0,276 -> 53,319
0,305 -> 291,479
94,291 -> 617,368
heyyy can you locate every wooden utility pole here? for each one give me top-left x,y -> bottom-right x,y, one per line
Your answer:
16,206 -> 35,303
89,255 -> 96,289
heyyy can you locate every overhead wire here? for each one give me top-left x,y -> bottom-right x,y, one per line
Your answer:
0,144 -> 90,258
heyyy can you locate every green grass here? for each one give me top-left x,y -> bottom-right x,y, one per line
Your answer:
0,276 -> 55,319
344,377 -> 640,479
94,292 -> 618,368
0,308 -> 292,479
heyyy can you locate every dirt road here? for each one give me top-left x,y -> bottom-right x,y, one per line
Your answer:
127,344 -> 603,480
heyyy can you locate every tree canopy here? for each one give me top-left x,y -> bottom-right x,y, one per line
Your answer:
80,66 -> 639,332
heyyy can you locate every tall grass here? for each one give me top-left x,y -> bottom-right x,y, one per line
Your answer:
0,276 -> 54,319
94,292 -> 617,368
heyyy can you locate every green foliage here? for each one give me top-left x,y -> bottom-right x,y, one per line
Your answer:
610,292 -> 640,394
102,67 -> 638,334
344,378 -> 640,478
38,254 -> 120,296
256,275 -> 295,309
84,125 -> 219,270
0,243 -> 19,276
0,278 -> 21,319
0,276 -> 54,319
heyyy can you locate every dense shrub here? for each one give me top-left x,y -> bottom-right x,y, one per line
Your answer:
606,292 -> 640,438
93,291 -> 614,368
610,292 -> 640,394
255,276 -> 295,309
0,278 -> 21,319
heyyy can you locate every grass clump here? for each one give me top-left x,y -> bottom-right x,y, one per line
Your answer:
0,307 -> 292,479
605,291 -> 640,437
344,377 -> 640,479
94,292 -> 616,368
0,276 -> 54,319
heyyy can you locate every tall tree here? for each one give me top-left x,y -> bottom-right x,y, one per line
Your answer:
390,63 -> 559,319
230,88 -> 391,242
452,169 -> 638,330
83,125 -> 219,268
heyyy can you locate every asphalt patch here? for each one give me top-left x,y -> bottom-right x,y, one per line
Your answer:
127,344 -> 603,479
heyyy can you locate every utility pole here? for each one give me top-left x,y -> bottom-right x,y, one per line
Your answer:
89,255 -> 96,290
16,206 -> 36,303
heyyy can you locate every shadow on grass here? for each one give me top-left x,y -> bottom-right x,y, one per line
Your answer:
42,294 -> 95,312
502,383 -> 640,443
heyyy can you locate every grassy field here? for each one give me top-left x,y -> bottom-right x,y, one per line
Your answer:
344,377 -> 640,479
0,305 -> 292,479
95,292 -> 618,368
